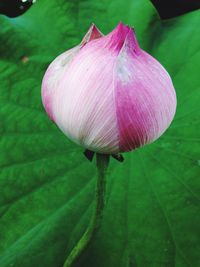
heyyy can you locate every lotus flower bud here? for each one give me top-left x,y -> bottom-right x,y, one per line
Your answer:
42,23 -> 176,154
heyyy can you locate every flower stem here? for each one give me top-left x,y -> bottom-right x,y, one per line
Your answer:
63,153 -> 110,267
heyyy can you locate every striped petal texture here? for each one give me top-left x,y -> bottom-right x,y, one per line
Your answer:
42,23 -> 177,154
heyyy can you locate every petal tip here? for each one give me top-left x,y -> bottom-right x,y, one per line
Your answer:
81,23 -> 103,45
105,22 -> 138,53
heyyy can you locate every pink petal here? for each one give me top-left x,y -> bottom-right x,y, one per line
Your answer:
42,24 -> 103,122
52,36 -> 119,153
114,28 -> 177,152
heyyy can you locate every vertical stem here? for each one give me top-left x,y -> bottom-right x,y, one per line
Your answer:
63,153 -> 109,267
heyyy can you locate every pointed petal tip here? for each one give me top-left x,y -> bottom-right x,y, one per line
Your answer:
81,23 -> 103,45
123,27 -> 140,55
90,22 -> 99,31
105,22 -> 137,53
114,22 -> 130,34
90,23 -> 103,38
114,23 -> 140,55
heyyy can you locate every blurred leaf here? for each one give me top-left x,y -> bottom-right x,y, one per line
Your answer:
0,0 -> 199,267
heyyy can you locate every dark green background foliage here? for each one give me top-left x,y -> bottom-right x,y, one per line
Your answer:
0,0 -> 200,266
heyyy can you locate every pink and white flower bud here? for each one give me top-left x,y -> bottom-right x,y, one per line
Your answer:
42,23 -> 177,154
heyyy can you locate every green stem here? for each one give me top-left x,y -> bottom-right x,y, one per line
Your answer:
63,153 -> 110,267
